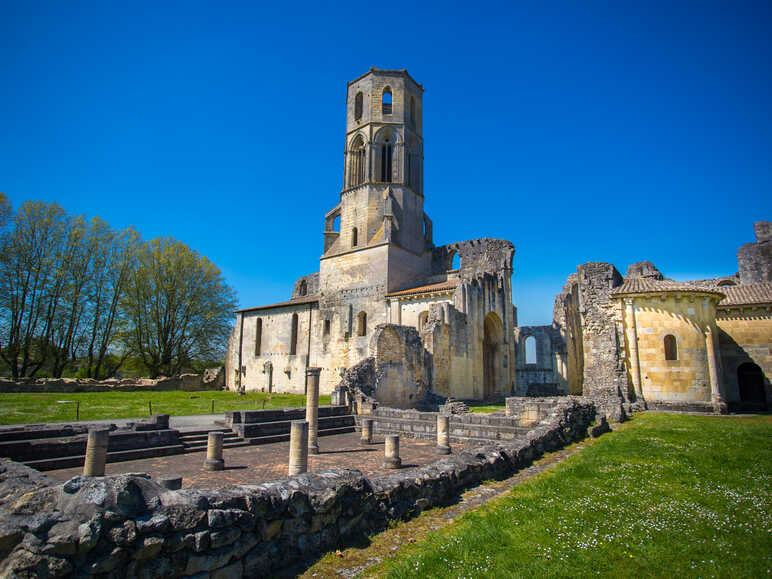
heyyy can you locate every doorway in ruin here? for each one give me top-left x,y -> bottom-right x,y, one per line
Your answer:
483,312 -> 503,399
737,362 -> 766,410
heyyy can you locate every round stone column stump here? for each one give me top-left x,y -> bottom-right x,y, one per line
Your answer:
360,418 -> 374,445
204,431 -> 225,471
436,414 -> 451,455
288,420 -> 309,476
306,367 -> 321,455
383,434 -> 402,469
83,428 -> 110,477
158,475 -> 183,490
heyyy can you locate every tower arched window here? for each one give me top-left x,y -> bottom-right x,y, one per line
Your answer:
354,91 -> 363,121
254,319 -> 262,356
352,227 -> 358,247
664,334 -> 678,361
349,135 -> 366,187
380,139 -> 393,182
357,311 -> 367,336
290,313 -> 299,355
382,87 -> 392,115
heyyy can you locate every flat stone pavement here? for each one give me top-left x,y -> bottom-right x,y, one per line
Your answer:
45,432 -> 458,489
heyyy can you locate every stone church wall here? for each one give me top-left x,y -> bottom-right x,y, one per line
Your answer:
738,221 -> 772,284
717,308 -> 772,406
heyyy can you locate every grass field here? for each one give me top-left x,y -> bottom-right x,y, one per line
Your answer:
0,390 -> 330,424
467,402 -> 506,414
371,413 -> 772,578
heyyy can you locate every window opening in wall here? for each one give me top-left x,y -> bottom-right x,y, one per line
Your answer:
254,319 -> 262,356
382,87 -> 392,115
418,311 -> 429,332
664,334 -> 677,360
717,280 -> 736,286
355,91 -> 363,121
323,319 -> 331,337
352,227 -> 358,247
299,280 -> 307,296
357,311 -> 367,336
380,141 -> 392,182
525,336 -> 537,365
333,215 -> 340,232
290,313 -> 299,355
451,252 -> 461,271
409,96 -> 415,128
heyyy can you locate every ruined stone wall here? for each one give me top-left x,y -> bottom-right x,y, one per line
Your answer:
0,399 -> 599,578
513,325 -> 566,396
738,221 -> 772,284
0,369 -> 224,393
552,263 -> 630,419
370,325 -> 431,409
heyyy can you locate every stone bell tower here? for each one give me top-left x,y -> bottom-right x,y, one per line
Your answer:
322,68 -> 430,260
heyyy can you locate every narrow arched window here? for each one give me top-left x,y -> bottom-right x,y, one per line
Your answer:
358,311 -> 367,336
352,227 -> 358,247
290,313 -> 299,355
382,87 -> 392,115
299,280 -> 307,296
451,251 -> 461,271
664,334 -> 677,361
349,135 -> 366,187
323,319 -> 331,336
254,319 -> 262,356
409,96 -> 415,127
380,140 -> 392,182
525,336 -> 537,365
355,91 -> 363,121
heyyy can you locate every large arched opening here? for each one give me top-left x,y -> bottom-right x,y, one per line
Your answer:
737,362 -> 766,410
483,312 -> 503,399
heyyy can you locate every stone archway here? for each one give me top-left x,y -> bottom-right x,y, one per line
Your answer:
737,362 -> 766,410
483,312 -> 503,399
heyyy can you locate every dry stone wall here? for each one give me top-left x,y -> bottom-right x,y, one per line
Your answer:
0,369 -> 225,394
0,399 -> 599,578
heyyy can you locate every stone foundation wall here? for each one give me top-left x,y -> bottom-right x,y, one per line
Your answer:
0,399 -> 599,578
0,368 -> 225,393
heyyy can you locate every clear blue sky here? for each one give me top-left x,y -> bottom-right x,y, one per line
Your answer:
2,0 -> 770,326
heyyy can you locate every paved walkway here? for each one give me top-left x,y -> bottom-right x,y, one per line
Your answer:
45,432 -> 454,489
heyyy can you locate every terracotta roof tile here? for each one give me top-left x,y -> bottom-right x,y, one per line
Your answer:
717,282 -> 772,306
610,277 -> 725,297
385,280 -> 457,298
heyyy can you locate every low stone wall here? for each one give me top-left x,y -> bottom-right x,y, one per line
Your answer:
366,407 -> 532,444
0,368 -> 225,393
0,398 -> 600,578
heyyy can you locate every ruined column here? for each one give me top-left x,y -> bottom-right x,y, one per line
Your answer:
360,418 -> 373,445
204,431 -> 224,471
158,475 -> 183,490
288,420 -> 309,475
624,298 -> 643,398
705,326 -> 727,414
383,434 -> 401,469
436,414 -> 451,455
83,428 -> 110,477
306,367 -> 321,455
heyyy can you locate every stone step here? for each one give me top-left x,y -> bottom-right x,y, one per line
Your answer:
24,444 -> 187,472
369,414 -> 530,441
181,440 -> 252,453
244,424 -> 355,446
235,415 -> 355,438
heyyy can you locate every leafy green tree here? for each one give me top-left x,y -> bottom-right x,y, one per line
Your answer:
122,237 -> 237,378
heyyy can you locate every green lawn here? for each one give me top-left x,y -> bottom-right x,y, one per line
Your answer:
467,402 -> 506,414
0,390 -> 330,424
373,413 -> 772,578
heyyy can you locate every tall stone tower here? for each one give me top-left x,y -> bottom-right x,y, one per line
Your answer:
318,68 -> 432,368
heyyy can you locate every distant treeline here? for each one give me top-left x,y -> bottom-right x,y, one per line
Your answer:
0,193 -> 237,379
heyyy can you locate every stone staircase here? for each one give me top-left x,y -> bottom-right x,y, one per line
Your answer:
178,428 -> 249,453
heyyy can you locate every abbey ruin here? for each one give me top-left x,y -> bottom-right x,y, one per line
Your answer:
226,68 -> 771,419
